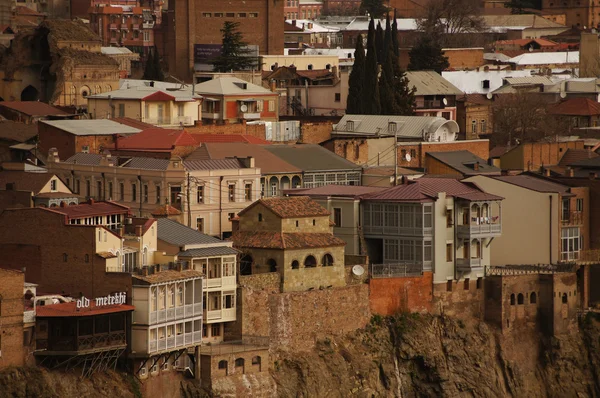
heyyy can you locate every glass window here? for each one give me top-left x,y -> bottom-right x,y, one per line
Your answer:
197,185 -> 204,203
423,205 -> 433,228
333,208 -> 342,227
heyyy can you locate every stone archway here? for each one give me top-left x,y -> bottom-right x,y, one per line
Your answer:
21,85 -> 39,101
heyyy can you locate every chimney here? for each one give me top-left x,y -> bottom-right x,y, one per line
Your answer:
47,148 -> 60,163
544,168 -> 551,176
269,79 -> 277,92
142,266 -> 149,276
569,167 -> 575,177
474,162 -> 480,171
176,262 -> 183,272
135,225 -> 143,236
88,198 -> 95,205
247,156 -> 255,168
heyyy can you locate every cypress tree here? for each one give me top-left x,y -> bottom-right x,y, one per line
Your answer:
367,17 -> 375,50
408,36 -> 449,74
346,34 -> 366,114
383,13 -> 391,65
142,48 -> 156,80
379,40 -> 397,115
363,31 -> 381,115
392,9 -> 399,57
375,21 -> 384,64
392,53 -> 416,115
153,47 -> 165,81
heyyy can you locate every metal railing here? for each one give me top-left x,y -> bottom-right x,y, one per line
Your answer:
485,264 -> 577,276
371,263 -> 423,278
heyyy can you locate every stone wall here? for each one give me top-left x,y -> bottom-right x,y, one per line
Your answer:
188,123 -> 267,140
344,265 -> 368,285
370,272 -> 433,315
0,268 -> 25,370
432,278 -> 485,319
299,121 -> 333,144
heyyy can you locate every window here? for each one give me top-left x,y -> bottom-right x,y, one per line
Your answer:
197,185 -> 204,203
482,80 -> 490,89
446,243 -> 453,262
333,208 -> 342,227
245,183 -> 252,201
228,184 -> 235,202
132,182 -> 137,202
108,182 -> 113,199
257,100 -> 263,112
446,209 -> 453,227
530,292 -> 537,304
291,260 -> 299,269
304,255 -> 317,268
86,180 -> 91,197
249,12 -> 258,17
562,198 -> 570,221
576,198 -> 583,212
119,183 -> 124,201
335,93 -> 341,102
214,12 -> 223,17
211,324 -> 221,336
268,100 -> 275,112
295,220 -> 299,228
156,185 -> 161,204
481,120 -> 487,133
237,12 -> 246,17
476,277 -> 482,289
322,253 -> 334,266
464,278 -> 470,290
144,185 -> 148,203
218,360 -> 227,369
346,121 -> 354,131
471,120 -> 477,134
228,212 -> 235,220
510,294 -> 515,305
202,12 -> 211,17
258,213 -> 263,222
50,179 -> 57,191
196,218 -> 204,233
517,293 -> 524,305
63,253 -> 68,262
561,227 -> 581,261
446,280 -> 452,292
76,180 -> 80,194
118,103 -> 125,117
226,12 -> 234,17
143,31 -> 150,42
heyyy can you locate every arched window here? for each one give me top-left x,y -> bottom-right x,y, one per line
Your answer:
143,247 -> 148,266
322,253 -> 334,266
80,85 -> 91,98
218,360 -> 228,375
304,255 -> 317,268
267,259 -> 277,273
517,293 -> 524,305
235,358 -> 245,373
510,294 -> 515,305
240,255 -> 253,275
530,292 -> 537,304
291,260 -> 299,269
252,356 -> 262,371
562,293 -> 568,304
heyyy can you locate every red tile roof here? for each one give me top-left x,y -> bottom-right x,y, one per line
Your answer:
151,204 -> 182,216
232,231 -> 346,249
47,200 -> 131,219
142,91 -> 177,101
113,128 -> 199,151
558,148 -> 599,166
496,38 -> 558,47
239,196 -> 330,218
191,134 -> 271,145
0,101 -> 69,116
36,302 -> 134,317
550,98 -> 600,116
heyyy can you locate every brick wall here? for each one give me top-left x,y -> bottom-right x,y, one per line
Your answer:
0,190 -> 32,212
299,121 -> 333,144
432,278 -> 485,319
369,272 -> 433,315
0,268 -> 25,369
187,123 -> 267,140
500,141 -> 584,171
321,138 -> 369,165
443,48 -> 485,70
396,140 -> 490,169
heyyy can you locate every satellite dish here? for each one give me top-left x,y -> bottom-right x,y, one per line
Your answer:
240,104 -> 248,112
486,92 -> 493,100
442,98 -> 448,106
352,265 -> 365,276
405,153 -> 412,162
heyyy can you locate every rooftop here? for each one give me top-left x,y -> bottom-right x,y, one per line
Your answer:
189,134 -> 270,145
426,151 -> 501,176
559,148 -> 599,166
284,184 -> 386,198
111,117 -> 159,130
87,86 -> 201,102
493,174 -> 571,193
156,218 -> 225,246
41,19 -> 101,43
151,204 -> 182,216
183,158 -> 248,171
262,144 -> 361,171
132,269 -> 204,284
178,246 -> 239,258
0,101 -> 69,117
507,51 -> 579,66
240,196 -> 331,219
442,70 -> 532,94
550,97 -> 600,116
40,120 -> 141,136
36,302 -> 134,317
333,114 -> 459,140
481,14 -> 568,29
48,200 -> 131,219
0,171 -> 62,194
232,231 -> 346,249
0,120 -> 39,142
405,71 -> 463,96
63,153 -> 173,170
112,128 -> 199,151
195,77 -> 274,96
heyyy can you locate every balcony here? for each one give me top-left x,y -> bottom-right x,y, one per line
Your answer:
202,112 -> 221,120
202,275 -> 236,290
204,307 -> 236,323
371,263 -> 423,278
562,211 -> 583,226
149,302 -> 202,325
148,331 -> 201,354
456,257 -> 482,272
174,115 -> 192,125
240,112 -> 261,120
24,310 -> 35,324
109,24 -> 118,30
456,221 -> 501,239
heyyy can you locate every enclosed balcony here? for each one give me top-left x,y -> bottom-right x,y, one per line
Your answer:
456,238 -> 484,272
456,200 -> 502,239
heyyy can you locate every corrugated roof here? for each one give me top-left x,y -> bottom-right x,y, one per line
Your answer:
101,47 -> 135,55
111,117 -> 159,130
442,70 -> 531,94
186,143 -> 299,173
0,101 -> 69,116
285,184 -> 386,197
63,153 -> 103,165
113,128 -> 198,151
263,144 -> 361,171
406,71 -> 463,96
333,114 -> 459,139
123,157 -> 171,170
482,15 -> 567,29
568,156 -> 600,168
232,231 -> 346,249
183,158 -> 245,171
63,153 -> 171,170
87,86 -> 201,102
493,175 -> 570,193
194,77 -> 274,96
178,246 -> 239,257
133,269 -> 204,284
0,120 -> 37,143
157,218 -> 224,246
40,120 -> 141,136
36,302 -> 134,317
426,151 -> 501,176
190,134 -> 270,145
48,201 -> 131,219
559,148 -> 599,166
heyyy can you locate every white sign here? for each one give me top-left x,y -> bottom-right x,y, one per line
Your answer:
76,292 -> 127,309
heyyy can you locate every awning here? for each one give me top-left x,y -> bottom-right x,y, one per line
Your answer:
237,98 -> 257,102
10,143 -> 35,151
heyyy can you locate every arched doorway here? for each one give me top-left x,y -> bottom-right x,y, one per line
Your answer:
304,255 -> 317,268
240,254 -> 253,275
292,176 -> 301,188
21,85 -> 39,101
322,253 -> 334,266
280,176 -> 290,191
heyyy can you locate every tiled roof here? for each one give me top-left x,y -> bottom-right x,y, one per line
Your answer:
284,184 -> 386,198
495,38 -> 558,47
15,6 -> 44,16
48,200 -> 131,219
558,148 -> 599,166
189,134 -> 271,145
232,231 -> 346,249
489,145 -> 510,158
425,151 -> 501,176
113,128 -> 198,151
132,269 -> 204,284
41,19 -> 101,42
157,218 -> 224,246
263,144 -> 361,171
183,158 -> 245,171
151,204 -> 182,216
549,98 -> 600,116
493,175 -> 571,193
111,117 -> 159,130
185,143 -> 299,174
0,171 -> 54,193
240,196 -> 330,218
178,246 -> 239,257
362,166 -> 423,176
36,302 -> 134,317
568,156 -> 600,168
0,120 -> 38,142
0,101 -> 69,116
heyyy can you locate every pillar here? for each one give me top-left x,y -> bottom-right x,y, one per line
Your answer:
194,345 -> 201,380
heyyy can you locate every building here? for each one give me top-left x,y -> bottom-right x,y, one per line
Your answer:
456,94 -> 494,140
165,0 -> 284,81
480,15 -> 569,39
465,174 -> 588,264
155,218 -> 239,343
261,54 -> 339,71
406,71 -> 463,121
548,97 -> 600,129
0,101 -> 72,124
86,85 -> 203,127
47,151 -> 261,238
131,267 -> 203,379
504,51 -> 579,70
109,128 -> 199,159
497,140 -> 586,171
35,298 -> 134,376
0,268 -> 25,369
101,47 -> 141,78
442,69 -> 532,95
0,170 -> 78,211
424,151 -> 502,177
195,77 -> 279,124
494,38 -> 563,52
37,119 -> 141,159
0,121 -> 38,163
284,19 -> 341,48
232,196 -> 347,292
542,0 -> 598,30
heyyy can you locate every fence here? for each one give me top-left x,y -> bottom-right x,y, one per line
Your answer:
485,264 -> 577,276
371,263 -> 423,278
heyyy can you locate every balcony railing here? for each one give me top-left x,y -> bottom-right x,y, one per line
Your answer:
363,225 -> 433,237
24,310 -> 35,324
485,263 -> 577,276
204,307 -> 236,322
202,112 -> 220,120
202,275 -> 236,290
456,257 -> 482,272
456,221 -> 501,238
240,112 -> 261,120
174,115 -> 192,125
150,302 -> 202,325
371,263 -> 423,278
562,211 -> 583,226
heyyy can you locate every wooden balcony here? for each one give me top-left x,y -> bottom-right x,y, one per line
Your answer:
149,302 -> 202,325
456,221 -> 501,239
204,307 -> 236,323
456,257 -> 482,272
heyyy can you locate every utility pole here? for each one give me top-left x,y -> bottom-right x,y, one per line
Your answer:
187,172 -> 192,228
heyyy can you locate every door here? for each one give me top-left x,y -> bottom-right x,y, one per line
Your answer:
157,104 -> 164,124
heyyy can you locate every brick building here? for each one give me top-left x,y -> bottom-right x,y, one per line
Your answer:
498,140 -> 586,171
456,94 -> 494,140
0,170 -> 77,211
232,196 -> 347,292
109,128 -> 200,159
0,101 -> 71,124
0,268 -> 25,369
165,0 -> 284,82
424,150 -> 501,177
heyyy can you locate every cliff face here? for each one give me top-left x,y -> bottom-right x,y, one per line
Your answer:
272,313 -> 600,398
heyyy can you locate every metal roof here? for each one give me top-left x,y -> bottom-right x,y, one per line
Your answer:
442,70 -> 531,94
123,157 -> 171,170
178,246 -> 239,257
493,175 -> 571,193
285,184 -> 386,198
183,158 -> 245,171
406,71 -> 463,96
262,144 -> 361,171
425,151 -> 501,176
63,153 -> 171,170
333,114 -> 459,139
101,47 -> 135,55
87,86 -> 201,102
157,218 -> 224,246
40,120 -> 141,136
194,77 -> 274,96
507,51 -> 579,66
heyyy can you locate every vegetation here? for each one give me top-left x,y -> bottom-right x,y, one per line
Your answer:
504,0 -> 536,14
360,0 -> 387,18
142,47 -> 164,81
212,21 -> 257,72
346,34 -> 365,114
408,36 -> 449,73
363,22 -> 381,115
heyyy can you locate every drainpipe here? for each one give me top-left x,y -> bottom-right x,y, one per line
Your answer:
550,195 -> 553,264
219,176 -> 223,239
138,175 -> 143,217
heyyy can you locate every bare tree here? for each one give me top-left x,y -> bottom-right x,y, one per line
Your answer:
416,0 -> 485,47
